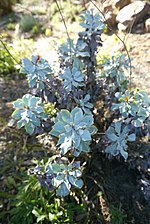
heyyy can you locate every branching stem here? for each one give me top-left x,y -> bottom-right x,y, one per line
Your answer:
89,0 -> 132,90
54,0 -> 72,59
0,36 -> 21,66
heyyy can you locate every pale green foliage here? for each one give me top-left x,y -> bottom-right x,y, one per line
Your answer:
112,90 -> 150,127
60,59 -> 85,92
106,121 -> 136,160
20,14 -> 38,32
12,94 -> 47,134
11,37 -> 34,65
21,55 -> 53,89
50,107 -> 97,157
44,102 -> 58,117
110,204 -> 127,224
47,158 -> 83,197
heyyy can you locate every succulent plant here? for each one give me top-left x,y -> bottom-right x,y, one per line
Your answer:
47,158 -> 83,196
102,54 -> 129,89
76,94 -> 93,114
21,55 -> 53,89
80,9 -> 105,37
105,121 -> 136,160
12,94 -> 48,134
112,90 -> 150,127
59,38 -> 90,61
60,59 -> 85,92
50,107 -> 97,156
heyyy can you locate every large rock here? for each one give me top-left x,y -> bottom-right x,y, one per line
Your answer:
116,1 -> 150,31
103,0 -> 118,27
114,0 -> 131,10
105,11 -> 117,27
102,0 -> 131,27
103,0 -> 131,12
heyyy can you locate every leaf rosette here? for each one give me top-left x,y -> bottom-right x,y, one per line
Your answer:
12,94 -> 48,134
21,55 -> 53,89
50,107 -> 97,156
47,159 -> 83,197
76,94 -> 93,114
80,9 -> 105,37
59,39 -> 90,61
106,121 -> 136,160
112,90 -> 150,127
102,54 -> 129,89
60,63 -> 85,92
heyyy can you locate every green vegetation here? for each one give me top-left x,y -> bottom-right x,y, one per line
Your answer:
9,175 -> 88,224
0,40 -> 16,75
0,36 -> 34,77
48,1 -> 83,23
110,204 -> 127,224
20,14 -> 39,32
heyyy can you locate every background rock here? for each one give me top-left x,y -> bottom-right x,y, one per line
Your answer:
145,18 -> 150,32
103,0 -> 114,13
116,1 -> 150,32
114,0 -> 131,10
105,11 -> 117,27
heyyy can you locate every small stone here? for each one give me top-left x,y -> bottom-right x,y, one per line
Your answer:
145,18 -> 150,33
117,22 -> 127,32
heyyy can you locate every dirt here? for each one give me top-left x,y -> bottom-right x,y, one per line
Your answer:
87,152 -> 150,224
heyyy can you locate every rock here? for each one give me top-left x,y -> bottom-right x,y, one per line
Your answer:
134,22 -> 145,34
103,0 -> 130,12
117,22 -> 127,32
102,1 -> 117,27
114,0 -> 131,10
102,0 -> 131,28
145,18 -> 150,32
105,11 -> 117,27
103,0 -> 114,13
116,1 -> 150,31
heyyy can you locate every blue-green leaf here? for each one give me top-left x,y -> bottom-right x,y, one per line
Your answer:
79,129 -> 91,141
57,182 -> 70,197
128,133 -> 136,142
115,122 -> 121,135
25,122 -> 35,135
13,99 -> 24,108
107,133 -> 118,142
